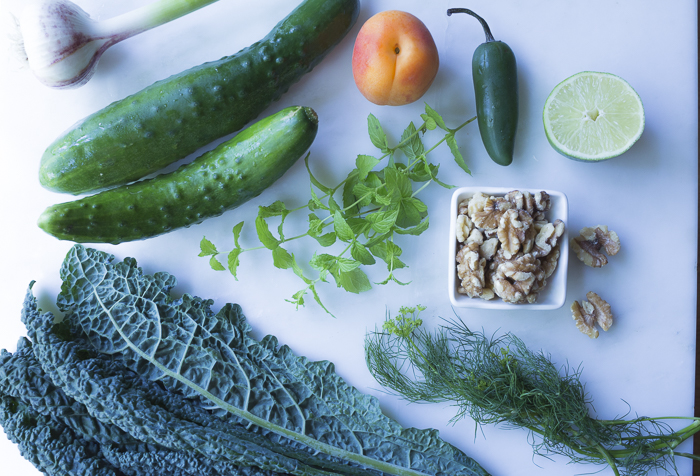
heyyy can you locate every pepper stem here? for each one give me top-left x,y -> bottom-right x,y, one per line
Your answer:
447,8 -> 495,42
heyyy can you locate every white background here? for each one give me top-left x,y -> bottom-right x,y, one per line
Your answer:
0,1 -> 697,475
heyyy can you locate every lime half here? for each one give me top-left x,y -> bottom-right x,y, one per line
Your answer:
543,71 -> 644,161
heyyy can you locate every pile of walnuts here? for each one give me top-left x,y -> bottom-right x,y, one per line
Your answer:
455,190 -> 565,304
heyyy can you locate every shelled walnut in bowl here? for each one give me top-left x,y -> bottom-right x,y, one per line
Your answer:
448,187 -> 569,310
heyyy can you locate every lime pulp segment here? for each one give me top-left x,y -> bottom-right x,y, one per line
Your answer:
543,72 -> 644,161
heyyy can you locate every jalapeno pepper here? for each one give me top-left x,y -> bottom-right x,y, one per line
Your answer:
447,8 -> 518,166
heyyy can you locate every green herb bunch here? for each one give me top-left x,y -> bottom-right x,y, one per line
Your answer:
365,306 -> 700,476
199,104 -> 475,315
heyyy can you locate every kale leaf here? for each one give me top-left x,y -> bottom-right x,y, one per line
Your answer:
1,245 -> 490,476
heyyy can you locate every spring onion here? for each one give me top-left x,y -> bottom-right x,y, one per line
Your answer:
11,0 -> 219,89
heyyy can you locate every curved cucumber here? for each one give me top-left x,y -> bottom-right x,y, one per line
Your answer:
40,0 -> 359,195
38,106 -> 318,244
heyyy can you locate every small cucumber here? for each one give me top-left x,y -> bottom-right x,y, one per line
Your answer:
38,106 -> 318,244
39,0 -> 359,195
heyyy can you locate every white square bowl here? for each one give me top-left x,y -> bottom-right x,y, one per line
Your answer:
448,187 -> 569,310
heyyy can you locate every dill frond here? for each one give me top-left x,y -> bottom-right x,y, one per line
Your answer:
364,307 -> 700,476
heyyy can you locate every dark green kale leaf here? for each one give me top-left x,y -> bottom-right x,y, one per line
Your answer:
1,329 -> 283,476
20,289 -> 330,476
100,443 -> 282,476
0,337 -> 137,447
37,244 -> 489,476
0,393 -> 120,476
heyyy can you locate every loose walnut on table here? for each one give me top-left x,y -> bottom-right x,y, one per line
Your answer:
571,225 -> 620,268
571,292 -> 613,338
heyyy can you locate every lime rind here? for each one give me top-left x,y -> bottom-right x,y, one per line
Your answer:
543,71 -> 645,161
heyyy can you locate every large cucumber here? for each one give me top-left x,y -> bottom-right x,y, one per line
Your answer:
37,106 -> 318,244
39,0 -> 359,195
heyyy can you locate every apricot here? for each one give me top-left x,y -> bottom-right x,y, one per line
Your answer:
351,10 -> 439,106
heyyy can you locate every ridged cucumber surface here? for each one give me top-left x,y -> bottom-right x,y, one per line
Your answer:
38,106 -> 318,244
39,0 -> 359,195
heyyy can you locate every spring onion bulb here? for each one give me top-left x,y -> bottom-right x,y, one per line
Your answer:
12,0 -> 219,89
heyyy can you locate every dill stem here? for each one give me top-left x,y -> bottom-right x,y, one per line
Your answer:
674,452 -> 700,461
402,334 -> 443,385
599,416 -> 700,425
594,444 -> 621,476
613,420 -> 700,460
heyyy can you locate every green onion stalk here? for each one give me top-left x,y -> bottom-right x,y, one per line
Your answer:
11,0 -> 219,88
364,305 -> 700,476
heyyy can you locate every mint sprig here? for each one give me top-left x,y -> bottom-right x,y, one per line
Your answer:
199,103 -> 475,316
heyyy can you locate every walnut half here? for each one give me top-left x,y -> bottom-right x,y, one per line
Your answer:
571,225 -> 620,268
571,292 -> 613,338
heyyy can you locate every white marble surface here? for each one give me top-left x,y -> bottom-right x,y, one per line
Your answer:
0,1 -> 697,475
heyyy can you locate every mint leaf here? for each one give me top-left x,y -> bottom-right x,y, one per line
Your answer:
351,242 -> 376,265
290,257 -> 312,284
310,285 -> 335,318
421,115 -> 437,130
366,209 -> 399,234
272,246 -> 294,269
351,183 -> 375,208
336,257 -> 361,273
385,167 -> 412,200
232,221 -> 244,248
337,267 -> 372,294
395,216 -> 430,236
199,237 -> 218,257
313,232 -> 337,247
310,253 -> 337,272
308,213 -> 325,237
327,194 -> 341,214
356,154 -> 381,180
408,162 -> 432,182
368,114 -> 390,152
258,200 -> 288,219
227,248 -> 242,278
397,197 -> 428,228
333,211 -> 355,242
309,188 -> 327,211
424,103 -> 448,131
376,273 -> 411,286
288,289 -> 306,308
373,190 -> 393,207
209,255 -> 225,271
255,216 -> 279,250
365,171 -> 383,188
398,122 -> 424,160
347,217 -> 371,236
342,169 -> 361,214
424,162 -> 454,189
447,134 -> 471,175
370,241 -> 407,271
